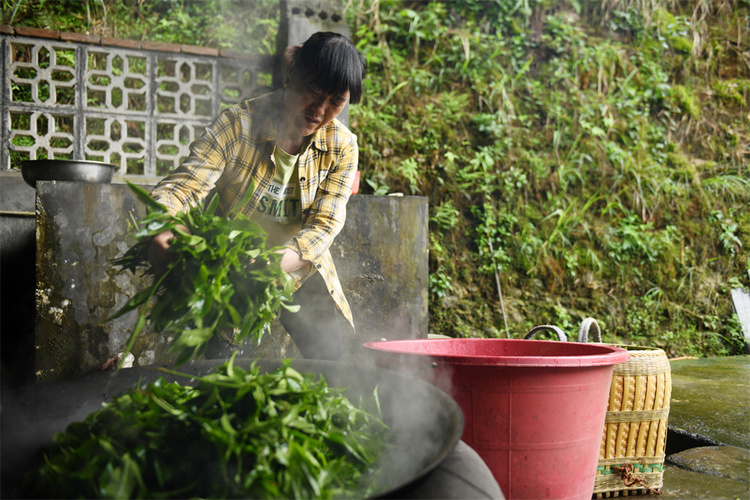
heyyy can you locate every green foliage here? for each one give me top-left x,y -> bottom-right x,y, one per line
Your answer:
671,85 -> 701,120
348,0 -> 750,356
713,79 -> 750,106
428,201 -> 460,299
605,214 -> 680,267
5,0 -> 279,55
20,359 -> 388,499
110,183 -> 298,366
472,202 -> 516,276
22,0 -> 749,357
709,209 -> 743,256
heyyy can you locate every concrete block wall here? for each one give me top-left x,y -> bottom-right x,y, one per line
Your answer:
30,182 -> 427,382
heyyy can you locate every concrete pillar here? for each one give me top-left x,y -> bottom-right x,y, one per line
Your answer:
278,0 -> 350,47
0,172 -> 37,389
334,195 -> 429,354
276,0 -> 352,126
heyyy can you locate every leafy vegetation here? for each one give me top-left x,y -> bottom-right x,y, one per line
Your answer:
110,183 -> 298,366
19,359 -> 388,499
10,0 -> 749,357
3,0 -> 279,54
345,0 -> 749,357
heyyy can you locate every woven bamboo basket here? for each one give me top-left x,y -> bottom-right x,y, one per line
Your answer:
578,318 -> 671,497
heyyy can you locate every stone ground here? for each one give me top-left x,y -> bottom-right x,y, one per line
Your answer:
658,355 -> 749,499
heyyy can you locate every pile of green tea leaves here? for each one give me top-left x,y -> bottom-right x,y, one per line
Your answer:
110,182 -> 298,366
20,359 -> 389,499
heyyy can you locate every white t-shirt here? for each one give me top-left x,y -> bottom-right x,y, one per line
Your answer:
250,144 -> 303,248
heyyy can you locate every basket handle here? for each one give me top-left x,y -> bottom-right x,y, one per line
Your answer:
524,325 -> 567,342
577,317 -> 602,343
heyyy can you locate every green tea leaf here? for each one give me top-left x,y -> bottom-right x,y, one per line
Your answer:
21,361 -> 389,498
110,185 -> 297,366
126,181 -> 167,213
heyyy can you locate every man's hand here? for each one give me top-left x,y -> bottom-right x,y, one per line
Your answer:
148,225 -> 188,275
278,247 -> 310,273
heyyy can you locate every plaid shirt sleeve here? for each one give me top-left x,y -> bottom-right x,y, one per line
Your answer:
151,106 -> 244,215
288,123 -> 357,264
285,119 -> 357,327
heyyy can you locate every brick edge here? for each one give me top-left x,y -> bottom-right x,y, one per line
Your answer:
0,24 -> 257,59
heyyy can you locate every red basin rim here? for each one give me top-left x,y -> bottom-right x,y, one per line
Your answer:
363,338 -> 630,367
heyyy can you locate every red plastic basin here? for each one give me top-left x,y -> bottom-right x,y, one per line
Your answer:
363,338 -> 629,500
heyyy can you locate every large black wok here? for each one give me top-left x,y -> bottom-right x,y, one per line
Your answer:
1,359 -> 464,498
20,159 -> 116,187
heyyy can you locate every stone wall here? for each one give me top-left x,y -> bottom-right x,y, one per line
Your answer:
33,182 -> 428,382
0,172 -> 37,388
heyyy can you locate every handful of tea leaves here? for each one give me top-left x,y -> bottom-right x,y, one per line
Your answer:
110,183 -> 298,366
20,359 -> 389,499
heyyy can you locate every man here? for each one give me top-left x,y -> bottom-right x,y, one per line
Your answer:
148,32 -> 366,361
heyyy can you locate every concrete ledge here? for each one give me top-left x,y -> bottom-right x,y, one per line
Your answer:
31,183 -> 427,381
0,171 -> 35,212
0,25 -> 274,60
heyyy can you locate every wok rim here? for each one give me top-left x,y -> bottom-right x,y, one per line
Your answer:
20,159 -> 116,187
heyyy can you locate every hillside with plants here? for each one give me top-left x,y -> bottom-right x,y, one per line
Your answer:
7,0 -> 749,357
347,0 -> 750,358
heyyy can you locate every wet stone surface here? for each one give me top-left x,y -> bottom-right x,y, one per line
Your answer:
668,445 -> 750,483
668,356 -> 750,449
661,463 -> 750,499
660,356 -> 750,499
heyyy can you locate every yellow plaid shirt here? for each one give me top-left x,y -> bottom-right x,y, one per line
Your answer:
151,90 -> 357,327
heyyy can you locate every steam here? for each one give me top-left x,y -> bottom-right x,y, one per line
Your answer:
355,345 -> 463,495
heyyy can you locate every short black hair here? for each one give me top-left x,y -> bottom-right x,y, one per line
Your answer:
288,32 -> 367,104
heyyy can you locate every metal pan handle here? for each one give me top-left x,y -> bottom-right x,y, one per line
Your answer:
577,317 -> 602,343
523,324 -> 567,341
